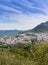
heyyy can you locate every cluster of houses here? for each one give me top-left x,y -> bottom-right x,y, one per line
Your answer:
0,33 -> 48,44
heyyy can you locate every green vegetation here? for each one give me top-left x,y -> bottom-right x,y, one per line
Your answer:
0,42 -> 48,65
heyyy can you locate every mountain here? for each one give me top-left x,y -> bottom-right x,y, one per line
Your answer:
32,21 -> 48,32
0,21 -> 48,36
0,30 -> 22,36
24,21 -> 48,33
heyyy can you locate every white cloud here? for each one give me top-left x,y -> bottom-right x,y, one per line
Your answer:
0,13 -> 48,30
0,4 -> 23,13
0,0 -> 48,30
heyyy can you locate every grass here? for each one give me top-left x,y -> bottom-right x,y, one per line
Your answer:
0,43 -> 48,65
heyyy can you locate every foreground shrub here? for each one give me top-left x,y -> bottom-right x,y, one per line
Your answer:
0,43 -> 48,65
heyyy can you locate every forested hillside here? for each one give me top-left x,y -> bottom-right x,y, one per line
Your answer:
25,21 -> 48,33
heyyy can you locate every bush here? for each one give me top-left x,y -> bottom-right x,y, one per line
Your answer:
0,42 -> 48,65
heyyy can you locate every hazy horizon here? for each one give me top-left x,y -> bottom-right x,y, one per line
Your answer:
0,0 -> 48,30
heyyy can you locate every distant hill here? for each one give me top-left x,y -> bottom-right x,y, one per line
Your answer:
0,21 -> 48,36
23,21 -> 48,33
32,21 -> 48,32
0,30 -> 22,36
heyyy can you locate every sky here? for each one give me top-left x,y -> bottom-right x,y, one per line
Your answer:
0,0 -> 48,30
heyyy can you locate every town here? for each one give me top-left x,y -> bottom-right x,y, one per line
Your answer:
0,33 -> 48,44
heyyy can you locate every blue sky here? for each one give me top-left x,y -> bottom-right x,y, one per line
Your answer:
0,0 -> 48,30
